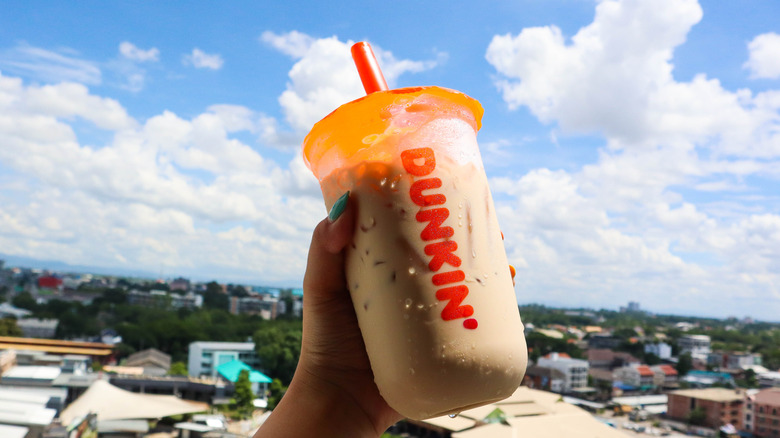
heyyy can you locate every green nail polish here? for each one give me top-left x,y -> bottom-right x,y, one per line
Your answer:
328,191 -> 349,222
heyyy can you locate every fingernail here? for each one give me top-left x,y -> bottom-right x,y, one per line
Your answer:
328,191 -> 349,222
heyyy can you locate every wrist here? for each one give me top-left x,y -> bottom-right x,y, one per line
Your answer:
256,364 -> 382,438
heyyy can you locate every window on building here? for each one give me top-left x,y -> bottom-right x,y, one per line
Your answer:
747,414 -> 751,421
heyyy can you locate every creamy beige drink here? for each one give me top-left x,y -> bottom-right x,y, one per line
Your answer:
304,86 -> 527,420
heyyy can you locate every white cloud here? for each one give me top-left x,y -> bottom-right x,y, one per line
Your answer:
485,0 -> 780,160
0,44 -> 101,85
260,30 -> 316,59
263,31 -> 445,135
485,0 -> 780,317
744,32 -> 780,80
119,42 -> 160,62
0,71 -> 325,283
183,48 -> 224,70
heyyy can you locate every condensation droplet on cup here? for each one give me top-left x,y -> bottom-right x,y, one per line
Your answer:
380,177 -> 388,187
404,298 -> 412,309
416,303 -> 425,310
408,267 -> 416,275
403,313 -> 410,320
409,368 -> 415,375
448,413 -> 458,419
472,250 -> 477,258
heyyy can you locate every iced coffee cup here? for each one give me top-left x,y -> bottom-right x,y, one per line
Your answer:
302,42 -> 527,420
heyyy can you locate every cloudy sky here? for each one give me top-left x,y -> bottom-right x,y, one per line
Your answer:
1,0 -> 779,320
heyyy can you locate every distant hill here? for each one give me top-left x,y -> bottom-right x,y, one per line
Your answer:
0,253 -> 157,279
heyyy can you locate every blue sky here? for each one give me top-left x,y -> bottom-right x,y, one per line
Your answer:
1,0 -> 779,321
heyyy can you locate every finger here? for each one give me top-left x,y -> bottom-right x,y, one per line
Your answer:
303,193 -> 356,304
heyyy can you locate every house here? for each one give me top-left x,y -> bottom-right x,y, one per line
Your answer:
188,342 -> 261,379
667,388 -> 744,431
536,353 -> 589,393
644,342 -> 672,360
650,364 -> 678,388
613,364 -> 656,390
752,388 -> 780,437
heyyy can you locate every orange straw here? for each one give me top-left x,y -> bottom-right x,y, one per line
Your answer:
351,42 -> 389,94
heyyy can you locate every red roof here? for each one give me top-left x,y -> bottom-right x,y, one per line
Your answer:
543,352 -> 571,359
637,365 -> 655,377
658,365 -> 678,376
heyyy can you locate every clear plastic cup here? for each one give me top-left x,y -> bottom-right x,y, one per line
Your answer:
303,86 -> 527,420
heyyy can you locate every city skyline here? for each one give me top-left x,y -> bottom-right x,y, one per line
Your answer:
1,0 -> 779,320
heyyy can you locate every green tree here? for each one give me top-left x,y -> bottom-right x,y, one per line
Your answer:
677,352 -> 694,377
203,281 -> 229,309
254,323 -> 302,385
168,362 -> 188,376
232,369 -> 254,418
12,291 -> 37,311
0,318 -> 22,336
267,378 -> 287,410
687,406 -> 707,426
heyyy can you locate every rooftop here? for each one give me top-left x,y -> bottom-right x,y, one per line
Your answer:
670,388 -> 744,403
755,388 -> 780,406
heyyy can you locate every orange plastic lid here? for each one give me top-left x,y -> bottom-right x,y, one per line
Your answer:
302,86 -> 483,179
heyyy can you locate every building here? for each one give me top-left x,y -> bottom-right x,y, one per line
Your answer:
128,290 -> 202,309
678,334 -> 711,360
0,302 -> 32,319
650,364 -> 678,388
536,353 -> 589,393
229,296 -> 278,319
613,364 -> 656,390
758,372 -> 780,388
37,276 -> 63,291
188,342 -> 261,379
708,351 -> 763,370
0,336 -> 115,365
752,388 -> 780,437
667,388 -> 744,430
644,342 -> 672,360
169,277 -> 191,292
522,365 -> 566,393
17,319 -> 59,339
587,349 -> 640,370
392,386 -> 629,438
587,333 -> 621,350
124,348 -> 171,375
682,370 -> 736,388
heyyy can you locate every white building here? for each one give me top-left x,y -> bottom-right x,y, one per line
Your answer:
644,342 -> 672,360
758,371 -> 780,388
536,353 -> 589,393
188,342 -> 261,379
678,335 -> 711,360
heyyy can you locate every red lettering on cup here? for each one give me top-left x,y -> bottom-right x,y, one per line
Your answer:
401,147 -> 436,176
404,146 -> 477,329
424,241 -> 461,271
410,178 -> 445,206
435,285 -> 474,320
432,270 -> 465,286
416,208 -> 453,241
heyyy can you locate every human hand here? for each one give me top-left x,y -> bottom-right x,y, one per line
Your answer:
255,192 -> 402,437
